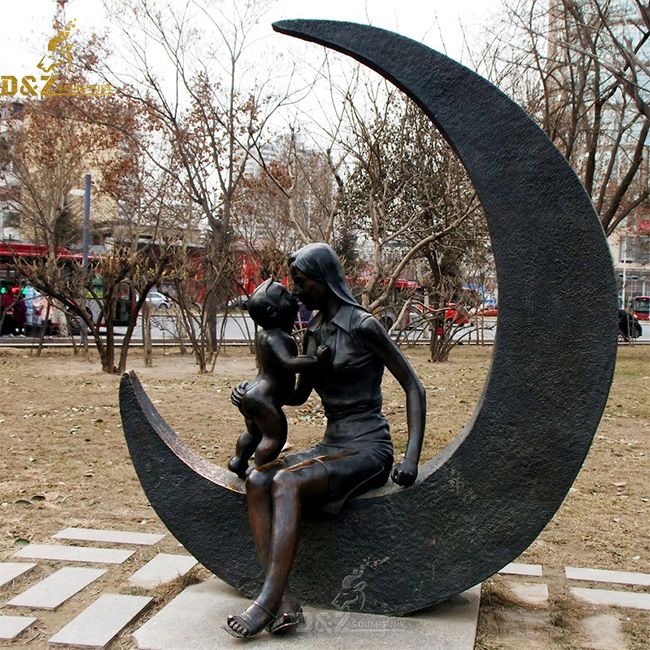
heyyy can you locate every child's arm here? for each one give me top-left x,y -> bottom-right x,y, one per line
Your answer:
284,354 -> 318,371
273,347 -> 318,371
267,333 -> 328,372
282,337 -> 325,406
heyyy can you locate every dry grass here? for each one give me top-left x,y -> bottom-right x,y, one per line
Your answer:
480,579 -> 538,610
0,343 -> 648,648
119,566 -> 206,604
622,614 -> 650,650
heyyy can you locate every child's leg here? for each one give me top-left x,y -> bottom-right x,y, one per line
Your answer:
229,418 -> 261,478
254,408 -> 287,467
237,418 -> 262,464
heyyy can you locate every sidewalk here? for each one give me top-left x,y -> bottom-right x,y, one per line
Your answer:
2,525 -> 649,648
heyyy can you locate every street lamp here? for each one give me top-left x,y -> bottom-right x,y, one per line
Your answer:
69,173 -> 91,276
69,174 -> 91,349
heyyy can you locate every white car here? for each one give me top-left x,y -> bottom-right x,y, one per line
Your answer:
146,291 -> 172,309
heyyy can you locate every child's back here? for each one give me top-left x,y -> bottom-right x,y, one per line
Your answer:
240,328 -> 301,415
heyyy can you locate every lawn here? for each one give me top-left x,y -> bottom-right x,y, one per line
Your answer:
1,343 -> 648,648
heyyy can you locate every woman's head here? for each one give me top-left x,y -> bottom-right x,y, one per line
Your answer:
288,243 -> 359,311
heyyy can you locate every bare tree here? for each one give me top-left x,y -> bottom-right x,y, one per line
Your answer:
0,68 -> 180,372
94,0 -> 303,367
337,86 -> 487,315
233,130 -> 341,276
483,0 -> 649,235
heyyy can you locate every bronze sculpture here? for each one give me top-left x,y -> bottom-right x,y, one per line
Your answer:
120,19 -> 616,621
228,278 -> 328,479
225,243 -> 427,638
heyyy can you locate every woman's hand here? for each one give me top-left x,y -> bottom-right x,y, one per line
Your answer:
230,381 -> 249,409
391,458 -> 418,487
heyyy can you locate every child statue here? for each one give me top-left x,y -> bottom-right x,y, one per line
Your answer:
228,278 -> 328,479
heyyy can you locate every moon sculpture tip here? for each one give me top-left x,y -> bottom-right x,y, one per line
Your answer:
272,18 -> 353,39
272,18 -> 318,31
272,19 -> 303,35
271,19 -> 292,32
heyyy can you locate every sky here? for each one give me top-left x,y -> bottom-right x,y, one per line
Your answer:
0,0 -> 502,75
0,0 -> 505,148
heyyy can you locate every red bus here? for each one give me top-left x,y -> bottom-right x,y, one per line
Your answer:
630,296 -> 650,321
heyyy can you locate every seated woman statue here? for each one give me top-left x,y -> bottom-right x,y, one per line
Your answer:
226,242 -> 426,638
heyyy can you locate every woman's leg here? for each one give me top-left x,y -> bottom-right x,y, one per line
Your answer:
260,461 -> 329,606
226,460 -> 329,637
243,463 -> 303,634
245,464 -> 281,567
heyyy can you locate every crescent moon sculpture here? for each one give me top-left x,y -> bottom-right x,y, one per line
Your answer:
120,20 -> 617,615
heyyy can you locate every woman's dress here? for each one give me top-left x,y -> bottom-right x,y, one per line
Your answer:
282,304 -> 393,514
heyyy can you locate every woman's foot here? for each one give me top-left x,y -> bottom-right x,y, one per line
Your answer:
224,600 -> 275,638
269,594 -> 304,634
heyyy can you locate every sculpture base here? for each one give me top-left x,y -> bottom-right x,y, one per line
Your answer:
133,577 -> 481,649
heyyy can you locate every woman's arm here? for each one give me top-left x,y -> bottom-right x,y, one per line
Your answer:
356,317 -> 426,486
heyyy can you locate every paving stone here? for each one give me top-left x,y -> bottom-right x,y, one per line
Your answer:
580,613 -> 626,650
493,609 -> 551,649
0,615 -> 37,640
127,553 -> 197,589
53,527 -> 164,546
133,577 -> 481,649
14,544 -> 134,565
498,562 -> 543,577
506,582 -> 549,606
0,562 -> 36,587
571,587 -> 650,610
7,567 -> 106,610
49,594 -> 152,648
566,565 -> 650,587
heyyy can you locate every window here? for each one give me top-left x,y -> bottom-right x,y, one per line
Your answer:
620,236 -> 650,264
1,211 -> 20,229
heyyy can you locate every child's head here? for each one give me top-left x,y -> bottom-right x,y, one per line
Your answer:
248,278 -> 298,330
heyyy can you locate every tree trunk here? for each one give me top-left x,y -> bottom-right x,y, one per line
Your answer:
103,298 -> 116,373
34,301 -> 51,357
118,294 -> 145,374
143,301 -> 153,367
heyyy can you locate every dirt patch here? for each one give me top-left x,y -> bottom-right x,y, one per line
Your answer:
1,344 -> 648,648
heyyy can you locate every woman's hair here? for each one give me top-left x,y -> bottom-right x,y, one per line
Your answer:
288,243 -> 361,308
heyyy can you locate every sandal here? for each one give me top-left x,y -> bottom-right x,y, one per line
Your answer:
268,607 -> 304,634
223,600 -> 275,639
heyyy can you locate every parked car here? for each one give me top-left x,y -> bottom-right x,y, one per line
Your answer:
442,303 -> 471,326
146,291 -> 172,309
474,300 -> 498,317
19,286 -> 62,336
475,306 -> 498,317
